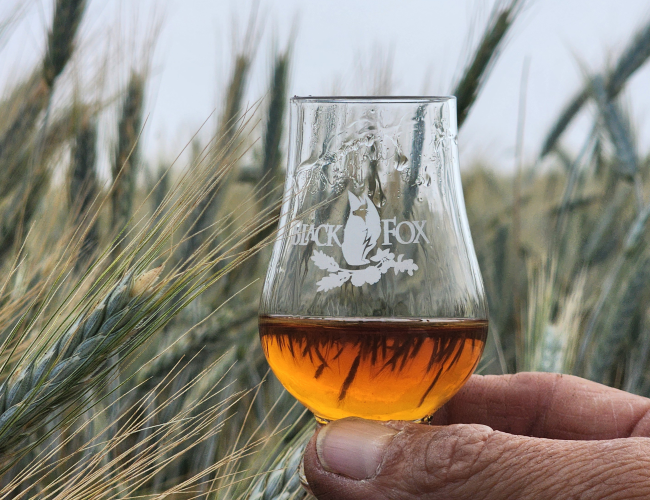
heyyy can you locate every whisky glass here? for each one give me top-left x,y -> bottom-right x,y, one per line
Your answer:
259,96 -> 488,423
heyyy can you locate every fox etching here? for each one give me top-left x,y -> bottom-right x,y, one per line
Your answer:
341,191 -> 381,265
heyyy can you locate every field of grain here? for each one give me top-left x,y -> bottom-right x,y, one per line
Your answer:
0,0 -> 649,498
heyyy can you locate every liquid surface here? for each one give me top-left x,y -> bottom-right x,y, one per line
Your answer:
259,315 -> 487,421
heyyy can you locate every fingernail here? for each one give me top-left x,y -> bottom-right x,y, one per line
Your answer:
316,418 -> 398,480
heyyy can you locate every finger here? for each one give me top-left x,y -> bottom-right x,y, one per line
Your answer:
429,372 -> 650,439
303,418 -> 650,500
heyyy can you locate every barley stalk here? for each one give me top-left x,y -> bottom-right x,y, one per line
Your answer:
247,421 -> 316,500
259,51 -> 290,210
43,0 -> 87,89
519,257 -> 556,372
453,0 -> 522,127
150,162 -> 170,222
70,116 -> 99,220
0,107 -> 85,264
0,75 -> 49,195
0,0 -> 88,272
0,266 -> 162,464
111,71 -> 145,234
0,170 -> 51,263
221,55 -> 252,148
552,123 -> 598,237
591,76 -> 638,181
557,272 -> 586,374
540,17 -> 650,157
605,18 -> 650,100
575,203 -> 650,375
226,48 -> 290,290
586,253 -> 650,383
134,305 -> 258,393
187,51 -> 253,259
70,115 -> 99,262
624,307 -> 650,394
184,7 -> 261,264
582,183 -> 629,263
3,355 -> 253,498
590,75 -> 646,215
539,89 -> 590,159
0,0 -> 86,180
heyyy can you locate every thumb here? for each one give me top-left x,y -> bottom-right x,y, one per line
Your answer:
302,417 -> 650,500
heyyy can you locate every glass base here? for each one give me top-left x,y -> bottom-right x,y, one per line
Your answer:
313,414 -> 432,424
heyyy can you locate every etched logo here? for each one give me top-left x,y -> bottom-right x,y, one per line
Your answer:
289,191 -> 428,291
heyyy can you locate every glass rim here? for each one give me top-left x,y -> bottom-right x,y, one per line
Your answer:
291,95 -> 456,104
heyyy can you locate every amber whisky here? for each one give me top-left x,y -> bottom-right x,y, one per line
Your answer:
259,315 -> 487,422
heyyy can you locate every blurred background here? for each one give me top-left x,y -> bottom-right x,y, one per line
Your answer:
3,0 -> 650,167
0,0 -> 650,498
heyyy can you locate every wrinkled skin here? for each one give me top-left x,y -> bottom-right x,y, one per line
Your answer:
303,372 -> 650,500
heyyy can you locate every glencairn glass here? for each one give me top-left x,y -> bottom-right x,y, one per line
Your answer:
259,96 -> 488,422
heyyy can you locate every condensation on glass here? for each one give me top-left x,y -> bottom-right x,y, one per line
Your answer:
259,97 -> 488,422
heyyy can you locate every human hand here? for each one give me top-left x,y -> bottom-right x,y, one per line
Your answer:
301,372 -> 650,499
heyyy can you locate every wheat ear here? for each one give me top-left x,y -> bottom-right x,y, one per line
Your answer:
0,266 -> 162,460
